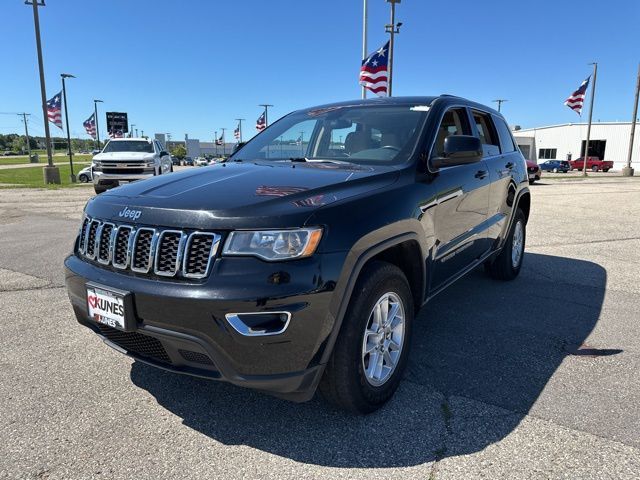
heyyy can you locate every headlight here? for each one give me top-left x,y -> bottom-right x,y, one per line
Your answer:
145,161 -> 156,167
92,161 -> 101,167
223,228 -> 323,261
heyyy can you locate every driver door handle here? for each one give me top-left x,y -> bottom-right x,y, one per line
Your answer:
475,170 -> 488,179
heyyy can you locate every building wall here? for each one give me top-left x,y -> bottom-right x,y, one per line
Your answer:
513,123 -> 639,170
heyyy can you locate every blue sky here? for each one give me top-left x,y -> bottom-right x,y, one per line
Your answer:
1,0 -> 638,142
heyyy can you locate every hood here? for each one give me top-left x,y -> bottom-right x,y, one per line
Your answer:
85,161 -> 400,229
93,152 -> 155,162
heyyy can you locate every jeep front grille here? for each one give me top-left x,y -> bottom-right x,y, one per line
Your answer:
78,215 -> 220,279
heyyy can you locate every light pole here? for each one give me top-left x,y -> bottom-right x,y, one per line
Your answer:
259,104 -> 273,128
493,99 -> 508,112
93,99 -> 103,150
362,0 -> 368,99
385,0 -> 402,97
61,73 -> 76,182
130,124 -> 136,138
235,118 -> 245,142
214,130 -> 218,156
220,128 -> 226,156
27,0 -> 59,183
582,62 -> 598,177
623,63 -> 640,177
19,113 -> 34,162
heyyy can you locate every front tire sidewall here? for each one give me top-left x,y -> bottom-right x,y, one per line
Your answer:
322,262 -> 414,414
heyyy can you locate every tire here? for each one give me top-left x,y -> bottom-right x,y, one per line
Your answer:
170,165 -> 174,173
485,208 -> 526,281
552,168 -> 558,173
528,179 -> 535,185
319,261 -> 414,414
603,168 -> 609,172
78,174 -> 89,183
94,185 -> 107,194
592,166 -> 599,172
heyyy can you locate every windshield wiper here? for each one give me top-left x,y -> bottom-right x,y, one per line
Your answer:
289,157 -> 355,165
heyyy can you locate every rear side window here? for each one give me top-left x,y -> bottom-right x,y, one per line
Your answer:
471,111 -> 500,157
493,116 -> 517,153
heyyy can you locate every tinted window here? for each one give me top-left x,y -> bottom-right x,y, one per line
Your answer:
472,111 -> 500,157
538,148 -> 557,159
432,108 -> 471,157
493,116 -> 516,153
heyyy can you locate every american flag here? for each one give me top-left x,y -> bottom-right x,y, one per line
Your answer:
234,123 -> 241,139
108,130 -> 124,139
215,132 -> 224,145
359,41 -> 389,97
256,111 -> 266,131
564,77 -> 590,115
46,91 -> 63,129
83,113 -> 96,139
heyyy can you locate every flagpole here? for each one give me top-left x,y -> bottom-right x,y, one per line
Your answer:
214,130 -> 218,157
582,63 -> 597,176
220,128 -> 226,156
93,99 -> 103,150
362,0 -> 368,99
235,118 -> 245,143
622,63 -> 640,177
61,73 -> 76,182
385,0 -> 402,97
259,104 -> 273,128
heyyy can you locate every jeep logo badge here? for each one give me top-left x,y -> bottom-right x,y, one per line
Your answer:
118,206 -> 142,221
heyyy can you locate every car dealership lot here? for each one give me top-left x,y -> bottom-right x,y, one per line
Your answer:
1,178 -> 639,479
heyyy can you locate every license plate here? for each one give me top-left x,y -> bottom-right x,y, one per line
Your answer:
87,284 -> 127,330
528,173 -> 536,179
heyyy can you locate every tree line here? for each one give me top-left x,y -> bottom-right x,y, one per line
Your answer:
0,133 -> 101,154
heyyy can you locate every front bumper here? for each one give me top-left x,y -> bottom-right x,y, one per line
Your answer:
93,170 -> 155,185
64,251 -> 345,401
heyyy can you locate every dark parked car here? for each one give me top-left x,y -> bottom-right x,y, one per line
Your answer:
171,156 -> 182,166
184,156 -> 194,166
539,160 -> 570,173
65,96 -> 530,414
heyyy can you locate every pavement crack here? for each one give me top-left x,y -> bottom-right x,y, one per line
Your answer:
529,235 -> 640,248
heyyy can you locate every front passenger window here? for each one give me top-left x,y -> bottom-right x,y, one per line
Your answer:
433,108 -> 470,157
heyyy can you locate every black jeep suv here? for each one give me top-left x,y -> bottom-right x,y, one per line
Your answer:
65,96 -> 530,413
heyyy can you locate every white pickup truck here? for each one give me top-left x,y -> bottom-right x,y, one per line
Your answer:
92,138 -> 173,194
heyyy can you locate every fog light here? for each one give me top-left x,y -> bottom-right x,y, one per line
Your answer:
225,312 -> 291,336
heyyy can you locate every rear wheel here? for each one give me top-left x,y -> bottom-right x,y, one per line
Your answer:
94,185 -> 107,194
603,168 -> 609,172
592,165 -> 599,172
78,174 -> 89,183
320,261 -> 414,414
485,208 -> 526,281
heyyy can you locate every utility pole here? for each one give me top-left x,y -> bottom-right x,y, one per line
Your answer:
214,130 -> 218,156
235,118 -> 245,142
220,128 -> 226,156
385,0 -> 402,97
362,0 -> 368,99
93,99 -> 103,150
259,104 -> 273,128
27,0 -> 59,183
493,99 -> 508,112
623,63 -> 640,177
61,73 -> 76,182
582,62 -> 598,177
19,113 -> 34,163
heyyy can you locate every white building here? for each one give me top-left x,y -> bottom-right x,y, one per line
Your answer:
513,122 -> 639,170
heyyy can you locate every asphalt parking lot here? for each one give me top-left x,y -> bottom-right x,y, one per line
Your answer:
1,177 -> 639,479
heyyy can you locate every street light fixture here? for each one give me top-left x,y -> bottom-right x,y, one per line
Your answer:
385,0 -> 402,97
61,73 -> 76,182
492,99 -> 508,112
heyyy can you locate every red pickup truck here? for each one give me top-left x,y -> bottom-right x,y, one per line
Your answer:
569,157 -> 614,172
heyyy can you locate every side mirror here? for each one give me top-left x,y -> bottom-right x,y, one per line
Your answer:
160,151 -> 169,157
431,135 -> 483,169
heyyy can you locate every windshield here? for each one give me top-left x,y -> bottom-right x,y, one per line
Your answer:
103,140 -> 154,153
230,105 -> 428,166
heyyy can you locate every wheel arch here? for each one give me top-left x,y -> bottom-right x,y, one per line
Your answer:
319,222 -> 429,366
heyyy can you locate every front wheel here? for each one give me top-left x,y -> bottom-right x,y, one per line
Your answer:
485,208 -> 526,281
94,185 -> 107,194
592,166 -> 599,172
552,168 -> 558,173
320,261 -> 414,414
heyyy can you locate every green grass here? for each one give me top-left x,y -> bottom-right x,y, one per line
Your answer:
0,163 -> 92,189
0,153 -> 92,166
